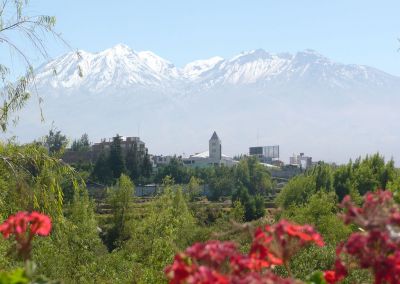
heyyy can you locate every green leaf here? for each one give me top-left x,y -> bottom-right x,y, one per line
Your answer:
306,271 -> 327,284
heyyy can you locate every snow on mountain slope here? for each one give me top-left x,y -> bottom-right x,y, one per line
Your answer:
35,44 -> 180,94
182,56 -> 224,79
34,44 -> 400,96
191,49 -> 399,90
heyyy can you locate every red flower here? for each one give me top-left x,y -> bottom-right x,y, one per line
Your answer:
0,211 -> 52,260
29,211 -> 52,236
323,270 -> 338,284
231,271 -> 296,284
333,259 -> 347,281
14,212 -> 29,235
187,266 -> 229,284
0,217 -> 13,238
185,241 -> 237,268
0,211 -> 52,238
254,220 -> 324,263
165,253 -> 196,284
166,220 -> 324,283
334,190 -> 400,283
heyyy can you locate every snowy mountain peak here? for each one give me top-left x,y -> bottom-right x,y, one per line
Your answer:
138,51 -> 178,77
293,49 -> 330,63
183,56 -> 224,79
104,43 -> 133,55
33,45 -> 400,95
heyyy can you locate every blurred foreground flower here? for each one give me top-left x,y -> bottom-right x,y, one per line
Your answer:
0,211 -> 52,260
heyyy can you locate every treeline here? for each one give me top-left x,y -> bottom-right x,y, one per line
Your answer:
277,153 -> 397,209
153,156 -> 273,221
91,135 -> 153,185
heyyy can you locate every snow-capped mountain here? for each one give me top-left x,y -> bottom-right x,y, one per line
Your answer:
11,44 -> 400,165
35,44 -> 181,94
34,44 -> 400,95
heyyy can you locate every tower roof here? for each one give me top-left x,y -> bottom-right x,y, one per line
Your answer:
210,131 -> 220,140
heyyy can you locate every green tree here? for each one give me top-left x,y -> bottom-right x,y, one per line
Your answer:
236,157 -> 272,196
275,175 -> 316,209
0,142 -> 79,218
249,160 -> 273,195
105,174 -> 134,250
280,191 -> 351,244
34,188 -> 108,283
108,135 -> 126,179
156,157 -> 188,184
253,194 -> 266,219
45,128 -> 68,155
92,151 -> 113,184
125,142 -> 140,181
236,159 -> 250,189
230,200 -> 245,222
232,185 -> 258,222
186,176 -> 202,201
141,149 -> 152,179
333,164 -> 354,201
308,162 -> 333,192
388,170 -> 400,203
208,165 -> 235,200
124,184 -> 198,283
71,133 -> 90,152
351,154 -> 393,195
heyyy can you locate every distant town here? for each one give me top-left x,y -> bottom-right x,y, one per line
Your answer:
63,131 -> 315,171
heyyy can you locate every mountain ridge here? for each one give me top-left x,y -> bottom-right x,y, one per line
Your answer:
34,44 -> 400,95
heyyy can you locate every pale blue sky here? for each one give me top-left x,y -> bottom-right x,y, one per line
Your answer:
23,1 -> 400,75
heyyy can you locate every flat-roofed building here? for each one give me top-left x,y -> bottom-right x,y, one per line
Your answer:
249,145 -> 279,163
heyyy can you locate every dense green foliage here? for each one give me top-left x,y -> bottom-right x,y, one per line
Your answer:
108,135 -> 126,179
91,135 -> 153,185
1,138 -> 398,284
71,133 -> 90,152
276,154 -> 394,209
273,154 -> 398,282
104,174 -> 134,250
232,185 -> 265,221
44,128 -> 68,155
154,156 -> 273,203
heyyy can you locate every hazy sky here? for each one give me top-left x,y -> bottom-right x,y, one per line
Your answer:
28,0 -> 400,75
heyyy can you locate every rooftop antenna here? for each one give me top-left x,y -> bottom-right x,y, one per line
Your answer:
137,122 -> 141,138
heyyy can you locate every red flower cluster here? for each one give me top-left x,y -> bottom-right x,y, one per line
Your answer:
330,190 -> 400,284
165,220 -> 323,284
253,220 -> 324,264
0,211 -> 52,260
166,190 -> 400,283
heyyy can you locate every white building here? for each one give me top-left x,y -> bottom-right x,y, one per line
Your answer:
183,132 -> 236,168
290,153 -> 312,169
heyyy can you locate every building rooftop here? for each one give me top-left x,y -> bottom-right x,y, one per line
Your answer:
190,150 -> 230,159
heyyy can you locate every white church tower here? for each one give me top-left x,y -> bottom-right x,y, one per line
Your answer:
209,131 -> 222,163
